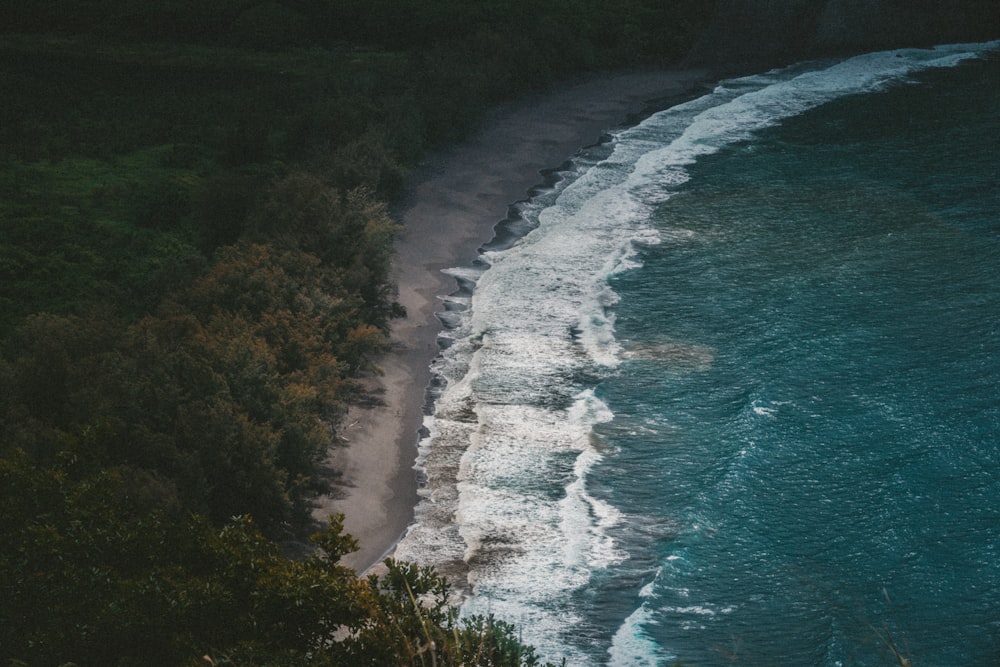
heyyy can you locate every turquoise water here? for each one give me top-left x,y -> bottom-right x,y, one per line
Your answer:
395,43 -> 1000,665
595,53 -> 1000,666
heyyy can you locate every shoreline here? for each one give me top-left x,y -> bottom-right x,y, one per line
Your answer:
311,66 -> 717,573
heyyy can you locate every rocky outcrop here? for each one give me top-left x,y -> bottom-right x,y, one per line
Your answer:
686,0 -> 999,70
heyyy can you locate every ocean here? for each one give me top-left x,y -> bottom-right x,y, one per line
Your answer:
393,41 -> 1000,666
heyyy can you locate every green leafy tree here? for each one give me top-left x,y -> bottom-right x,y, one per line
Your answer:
1,444 -> 550,666
246,176 -> 402,328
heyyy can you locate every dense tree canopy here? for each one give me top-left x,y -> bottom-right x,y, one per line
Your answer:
0,181 -> 397,536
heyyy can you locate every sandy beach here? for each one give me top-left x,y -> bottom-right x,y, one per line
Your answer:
312,67 -> 715,573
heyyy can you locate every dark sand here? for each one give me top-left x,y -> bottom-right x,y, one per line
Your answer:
312,67 -> 714,573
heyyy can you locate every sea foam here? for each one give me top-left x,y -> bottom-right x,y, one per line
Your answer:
393,40 -> 1000,665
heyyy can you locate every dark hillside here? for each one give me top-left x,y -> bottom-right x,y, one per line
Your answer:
688,0 -> 999,70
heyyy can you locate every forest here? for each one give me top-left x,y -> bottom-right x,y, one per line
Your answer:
0,2 -> 712,664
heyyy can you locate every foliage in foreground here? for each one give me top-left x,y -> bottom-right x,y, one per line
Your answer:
0,447 -> 552,666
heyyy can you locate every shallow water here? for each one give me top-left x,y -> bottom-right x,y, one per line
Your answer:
395,42 -> 1000,666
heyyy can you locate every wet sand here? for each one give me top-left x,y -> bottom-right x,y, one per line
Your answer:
312,67 -> 715,573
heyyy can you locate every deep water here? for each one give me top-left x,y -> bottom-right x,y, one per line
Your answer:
395,42 -> 1000,666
